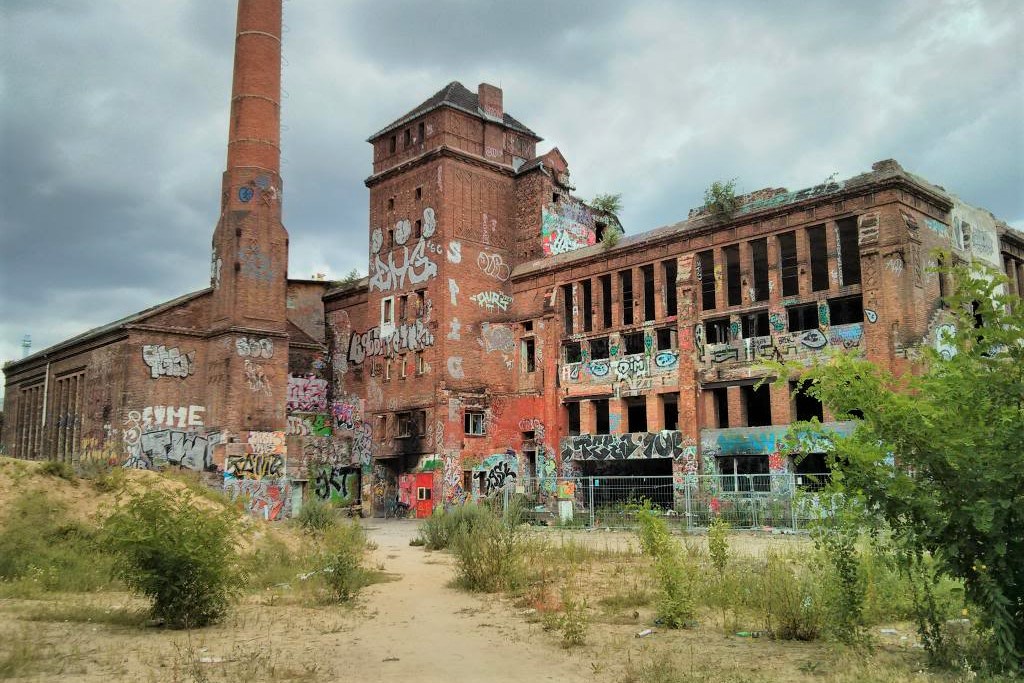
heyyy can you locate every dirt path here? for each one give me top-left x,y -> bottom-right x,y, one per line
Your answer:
353,520 -> 594,683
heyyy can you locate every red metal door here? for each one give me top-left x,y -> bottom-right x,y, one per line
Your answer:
414,472 -> 435,518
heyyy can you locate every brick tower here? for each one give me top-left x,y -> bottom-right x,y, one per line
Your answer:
206,0 -> 289,434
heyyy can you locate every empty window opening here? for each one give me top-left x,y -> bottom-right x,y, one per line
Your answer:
465,411 -> 485,435
387,226 -> 395,247
523,338 -> 536,372
787,304 -> 818,332
705,317 -> 731,344
837,217 -> 861,286
724,245 -> 742,306
384,359 -> 391,381
937,254 -> 948,301
387,197 -> 395,211
713,388 -> 729,428
626,397 -> 648,433
582,279 -> 593,332
403,128 -> 411,148
397,411 -> 413,437
620,270 -> 635,325
590,337 -> 610,359
662,394 -> 679,431
698,251 -> 717,310
595,221 -> 607,242
741,310 -> 770,338
553,193 -> 561,204
719,455 -> 770,492
523,449 -> 537,478
829,295 -> 864,325
742,384 -> 772,427
389,136 -> 397,154
600,275 -> 613,328
792,380 -> 824,422
414,219 -> 422,239
564,341 -> 582,364
594,399 -> 610,435
400,355 -> 408,379
415,289 -> 426,316
778,231 -> 799,297
808,225 -> 829,291
416,352 -> 425,375
381,297 -> 394,326
566,401 -> 581,436
656,328 -> 677,350
751,238 -> 769,302
398,295 -> 408,321
523,321 -> 533,332
794,453 -> 831,488
642,264 -> 656,321
417,121 -> 425,144
562,284 -> 574,334
415,186 -> 422,201
623,331 -> 645,355
663,259 -> 678,317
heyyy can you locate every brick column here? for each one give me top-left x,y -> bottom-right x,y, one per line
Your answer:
701,388 -> 717,429
610,398 -> 628,434
712,248 -> 725,310
727,386 -> 745,428
769,382 -> 792,425
767,235 -> 782,303
796,227 -> 811,296
825,220 -> 840,292
610,272 -> 622,327
646,394 -> 663,432
653,263 -> 666,320
740,240 -> 754,306
580,399 -> 596,435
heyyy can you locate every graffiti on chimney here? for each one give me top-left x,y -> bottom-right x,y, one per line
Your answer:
244,359 -> 272,395
235,336 -> 274,358
541,198 -> 598,256
238,241 -> 274,282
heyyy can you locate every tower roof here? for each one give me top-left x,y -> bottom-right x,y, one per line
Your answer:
368,81 -> 540,142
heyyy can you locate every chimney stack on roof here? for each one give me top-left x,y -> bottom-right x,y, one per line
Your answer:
478,83 -> 503,121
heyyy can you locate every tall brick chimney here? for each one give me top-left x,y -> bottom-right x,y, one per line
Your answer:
206,0 -> 289,435
478,83 -> 503,120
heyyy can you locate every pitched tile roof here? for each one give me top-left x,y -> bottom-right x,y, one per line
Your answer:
368,81 -> 540,141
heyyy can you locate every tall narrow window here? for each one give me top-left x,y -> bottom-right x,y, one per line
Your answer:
751,238 -> 769,302
626,396 -> 648,433
562,284 -> 574,334
594,399 -> 610,435
663,259 -> 678,317
742,384 -> 772,426
600,275 -> 613,328
698,251 -> 716,310
713,388 -> 729,428
523,338 -> 536,372
403,128 -> 411,148
417,121 -> 425,143
778,231 -> 799,296
642,264 -> 656,321
389,135 -> 397,154
582,279 -> 593,332
566,402 -> 581,436
661,394 -> 679,431
836,217 -> 861,286
724,245 -> 742,306
620,270 -> 634,325
808,225 -> 829,291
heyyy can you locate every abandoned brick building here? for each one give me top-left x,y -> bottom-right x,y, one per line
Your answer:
4,0 -> 1023,520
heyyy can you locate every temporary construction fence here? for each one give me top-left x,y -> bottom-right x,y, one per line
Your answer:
509,473 -> 837,532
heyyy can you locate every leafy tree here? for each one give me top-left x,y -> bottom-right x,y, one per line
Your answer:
778,265 -> 1023,670
703,179 -> 739,217
591,192 -> 623,215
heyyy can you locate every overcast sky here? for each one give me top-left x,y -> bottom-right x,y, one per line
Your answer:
1,0 -> 1022,397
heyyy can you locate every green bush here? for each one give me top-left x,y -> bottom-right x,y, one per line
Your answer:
39,459 -> 76,483
759,552 -> 823,640
418,504 -> 491,550
635,504 -> 697,628
556,588 -> 589,647
103,489 -> 243,628
315,521 -> 372,603
707,516 -> 730,573
450,506 -> 529,592
296,497 -> 338,534
635,504 -> 673,559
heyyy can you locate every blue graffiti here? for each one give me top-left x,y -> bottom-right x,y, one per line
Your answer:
238,186 -> 254,203
654,351 -> 679,369
590,360 -> 610,377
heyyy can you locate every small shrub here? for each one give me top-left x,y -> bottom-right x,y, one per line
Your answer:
418,504 -> 490,550
635,504 -> 673,559
812,509 -> 868,644
296,497 -> 337,534
760,552 -> 823,640
557,589 -> 589,647
450,506 -> 529,592
703,178 -> 739,218
707,516 -> 730,573
316,521 -> 371,603
103,489 -> 243,628
39,459 -> 76,483
655,551 -> 697,629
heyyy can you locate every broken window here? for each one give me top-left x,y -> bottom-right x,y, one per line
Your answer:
397,411 -> 413,437
566,401 -> 581,436
523,338 -> 536,372
742,384 -> 772,427
626,396 -> 648,433
787,303 -> 818,332
416,352 -> 425,375
620,270 -> 635,325
600,275 -> 613,328
400,355 -> 408,379
828,295 -> 864,325
642,264 -> 656,321
582,279 -> 593,332
741,310 -> 770,338
562,284 -> 574,334
837,217 -> 861,286
590,336 -> 610,359
564,341 -> 582,364
808,225 -> 829,291
398,295 -> 408,321
705,317 -> 731,344
794,453 -> 831,488
719,455 -> 770,492
713,387 -> 729,428
415,186 -> 422,201
656,328 -> 677,350
464,411 -> 485,435
663,259 -> 678,317
661,393 -> 679,431
622,331 -> 645,355
595,221 -> 607,242
594,399 -> 610,435
381,297 -> 394,327
792,380 -> 824,422
751,238 -> 769,302
414,219 -> 422,239
698,251 -> 716,310
778,231 -> 799,297
724,245 -> 742,306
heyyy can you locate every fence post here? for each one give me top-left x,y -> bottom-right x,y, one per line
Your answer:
588,477 -> 595,528
684,484 -> 692,532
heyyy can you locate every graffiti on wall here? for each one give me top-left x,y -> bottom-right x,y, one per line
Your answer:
477,251 -> 511,281
225,479 -> 291,521
235,337 -> 274,358
560,431 -> 691,461
286,374 -> 328,413
121,408 -> 218,471
141,405 -> 205,429
238,242 -> 274,282
934,323 -> 957,360
225,431 -> 286,480
347,319 -> 435,365
473,451 -> 518,497
480,322 -> 515,353
368,224 -> 438,292
469,291 -> 513,312
286,413 -> 332,437
244,359 -> 272,395
313,466 -> 359,505
541,199 -> 598,256
142,345 -> 195,379
301,436 -> 353,471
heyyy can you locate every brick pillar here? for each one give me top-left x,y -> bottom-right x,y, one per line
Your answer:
571,282 -> 583,336
740,240 -> 753,306
712,248 -> 725,309
646,394 -> 662,432
769,382 -> 792,425
767,235 -> 782,303
653,263 -> 666,320
701,388 -> 717,429
610,272 -> 622,327
825,220 -> 840,292
580,399 -> 596,435
727,386 -> 744,428
610,398 -> 627,434
796,226 -> 811,296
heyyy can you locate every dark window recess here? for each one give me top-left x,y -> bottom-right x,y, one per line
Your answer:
808,225 -> 829,291
523,321 -> 533,332
403,128 -> 412,147
656,328 -> 676,350
623,331 -> 645,355
705,318 -> 731,344
564,342 -> 582,364
397,411 -> 413,437
742,384 -> 772,427
741,310 -> 770,338
414,219 -> 422,239
620,270 -> 634,325
778,231 -> 799,296
600,275 -> 613,328
724,245 -> 742,306
792,380 -> 824,422
719,455 -> 770,492
582,279 -> 593,332
698,251 -> 716,310
594,399 -> 610,435
788,304 -> 819,332
829,296 -> 864,325
837,217 -> 861,286
662,394 -> 679,430
566,402 -> 581,436
417,121 -> 425,143
415,186 -> 422,201
590,337 -> 610,359
937,254 -> 948,301
524,338 -> 536,372
626,397 -> 648,433
389,135 -> 397,154
751,238 -> 769,302
642,264 -> 656,321
663,259 -> 678,316
595,221 -> 607,242
562,284 -> 574,334
387,197 -> 395,210
524,449 -> 537,477
713,388 -> 729,428
794,453 -> 832,488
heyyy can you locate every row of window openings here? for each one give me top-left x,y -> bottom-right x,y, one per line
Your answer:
381,290 -> 427,326
384,410 -> 488,438
387,121 -> 426,155
716,453 -> 832,492
564,395 -> 679,436
698,218 -> 861,312
563,328 -> 677,364
563,260 -> 679,335
704,294 -> 864,345
371,353 -> 426,380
